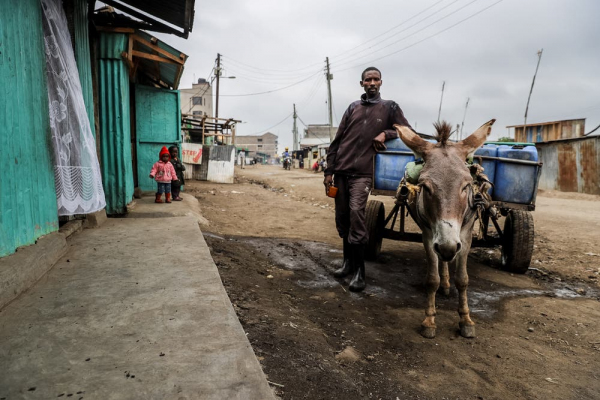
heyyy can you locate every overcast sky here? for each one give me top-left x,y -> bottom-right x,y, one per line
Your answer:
155,0 -> 600,150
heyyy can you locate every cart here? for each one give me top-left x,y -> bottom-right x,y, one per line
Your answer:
365,150 -> 543,274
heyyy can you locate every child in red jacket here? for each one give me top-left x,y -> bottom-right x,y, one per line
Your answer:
149,146 -> 178,203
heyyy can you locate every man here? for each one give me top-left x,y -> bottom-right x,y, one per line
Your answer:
324,67 -> 411,292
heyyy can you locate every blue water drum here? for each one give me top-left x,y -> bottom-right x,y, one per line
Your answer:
473,144 -> 497,195
374,139 -> 415,191
383,138 -> 412,151
493,145 -> 539,204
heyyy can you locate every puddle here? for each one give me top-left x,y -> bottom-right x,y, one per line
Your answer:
203,232 -> 226,241
212,235 -> 600,318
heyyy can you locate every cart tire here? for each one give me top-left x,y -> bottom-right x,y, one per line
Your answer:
501,210 -> 534,274
365,200 -> 385,261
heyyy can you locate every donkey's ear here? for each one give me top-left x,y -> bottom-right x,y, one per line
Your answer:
394,125 -> 433,159
457,119 -> 496,157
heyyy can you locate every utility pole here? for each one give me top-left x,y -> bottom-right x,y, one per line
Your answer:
292,104 -> 298,151
460,97 -> 470,140
325,57 -> 334,142
523,49 -> 543,138
215,53 -> 221,120
437,81 -> 445,122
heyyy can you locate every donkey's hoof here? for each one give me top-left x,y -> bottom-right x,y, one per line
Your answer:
439,287 -> 451,297
421,326 -> 436,339
459,324 -> 476,338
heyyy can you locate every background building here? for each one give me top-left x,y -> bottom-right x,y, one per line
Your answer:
299,124 -> 334,148
180,78 -> 213,118
507,118 -> 586,143
234,132 -> 278,158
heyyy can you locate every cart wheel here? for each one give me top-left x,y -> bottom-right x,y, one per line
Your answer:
501,210 -> 534,274
365,200 -> 384,261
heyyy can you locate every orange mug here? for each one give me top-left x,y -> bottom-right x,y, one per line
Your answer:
326,185 -> 338,198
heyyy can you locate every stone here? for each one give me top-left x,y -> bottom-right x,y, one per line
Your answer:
335,346 -> 361,363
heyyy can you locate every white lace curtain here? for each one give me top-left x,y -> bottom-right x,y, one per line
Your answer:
41,0 -> 106,215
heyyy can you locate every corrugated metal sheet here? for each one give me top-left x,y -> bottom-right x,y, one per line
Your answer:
0,0 -> 59,256
536,136 -> 600,195
134,30 -> 187,89
107,0 -> 194,36
206,146 -> 236,184
72,0 -> 96,137
98,33 -> 135,214
134,84 -> 181,191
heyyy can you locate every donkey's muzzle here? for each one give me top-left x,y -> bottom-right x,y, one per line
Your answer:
434,242 -> 461,262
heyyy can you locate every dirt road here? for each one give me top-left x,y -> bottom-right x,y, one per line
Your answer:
187,165 -> 600,400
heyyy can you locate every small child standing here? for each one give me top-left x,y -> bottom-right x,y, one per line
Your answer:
168,145 -> 186,201
149,146 -> 178,203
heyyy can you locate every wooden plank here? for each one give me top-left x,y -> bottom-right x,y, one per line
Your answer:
96,26 -> 135,33
130,50 -> 179,65
131,34 -> 185,65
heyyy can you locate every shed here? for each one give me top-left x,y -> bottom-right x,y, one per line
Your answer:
536,135 -> 599,195
507,119 -> 586,143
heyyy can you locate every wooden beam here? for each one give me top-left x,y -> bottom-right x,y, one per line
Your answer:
130,50 -> 179,65
96,26 -> 135,33
120,51 -> 134,71
131,34 -> 185,65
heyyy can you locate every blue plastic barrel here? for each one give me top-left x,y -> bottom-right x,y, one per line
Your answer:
474,144 -> 497,195
493,145 -> 539,204
384,138 -> 412,151
374,152 -> 415,191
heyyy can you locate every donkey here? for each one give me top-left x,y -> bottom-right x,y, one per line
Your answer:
393,119 -> 495,339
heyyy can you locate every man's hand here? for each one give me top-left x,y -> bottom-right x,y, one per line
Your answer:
373,132 -> 387,151
323,175 -> 333,195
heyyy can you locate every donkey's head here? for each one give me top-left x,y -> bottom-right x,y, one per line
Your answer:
394,120 -> 495,262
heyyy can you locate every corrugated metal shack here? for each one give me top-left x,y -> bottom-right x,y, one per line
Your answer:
0,0 -> 195,257
0,0 -> 59,257
536,136 -> 600,195
507,118 -> 586,143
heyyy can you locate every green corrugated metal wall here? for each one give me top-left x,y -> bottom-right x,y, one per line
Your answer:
135,85 -> 181,191
0,0 -> 59,257
98,33 -> 134,215
72,0 -> 95,137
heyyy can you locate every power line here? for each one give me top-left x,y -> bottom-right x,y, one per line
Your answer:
332,0 -> 462,65
222,54 -> 323,75
331,0 -> 447,60
217,70 -> 322,97
333,0 -> 504,73
331,0 -> 483,70
246,113 -> 294,135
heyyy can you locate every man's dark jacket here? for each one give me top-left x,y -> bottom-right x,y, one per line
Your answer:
325,93 -> 411,177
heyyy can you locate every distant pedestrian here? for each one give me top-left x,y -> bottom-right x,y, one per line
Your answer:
169,145 -> 186,201
150,146 -> 178,203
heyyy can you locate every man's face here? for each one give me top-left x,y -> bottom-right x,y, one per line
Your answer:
360,70 -> 382,98
170,149 -> 178,159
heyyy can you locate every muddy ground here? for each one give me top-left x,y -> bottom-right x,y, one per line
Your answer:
186,165 -> 600,400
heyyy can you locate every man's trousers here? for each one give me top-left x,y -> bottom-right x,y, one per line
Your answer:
334,175 -> 372,245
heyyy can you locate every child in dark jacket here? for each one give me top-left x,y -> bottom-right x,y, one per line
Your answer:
169,145 -> 186,201
149,146 -> 178,203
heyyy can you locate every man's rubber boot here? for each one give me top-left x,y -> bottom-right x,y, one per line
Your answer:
349,245 -> 366,292
165,193 -> 172,203
155,193 -> 163,203
333,238 -> 354,278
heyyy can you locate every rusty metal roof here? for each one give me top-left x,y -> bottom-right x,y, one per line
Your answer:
100,0 -> 195,38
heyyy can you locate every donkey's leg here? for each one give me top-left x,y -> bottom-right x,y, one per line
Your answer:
438,260 -> 450,296
454,238 -> 475,338
421,238 -> 440,339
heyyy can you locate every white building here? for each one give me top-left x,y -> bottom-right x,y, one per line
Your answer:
180,78 -> 213,118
